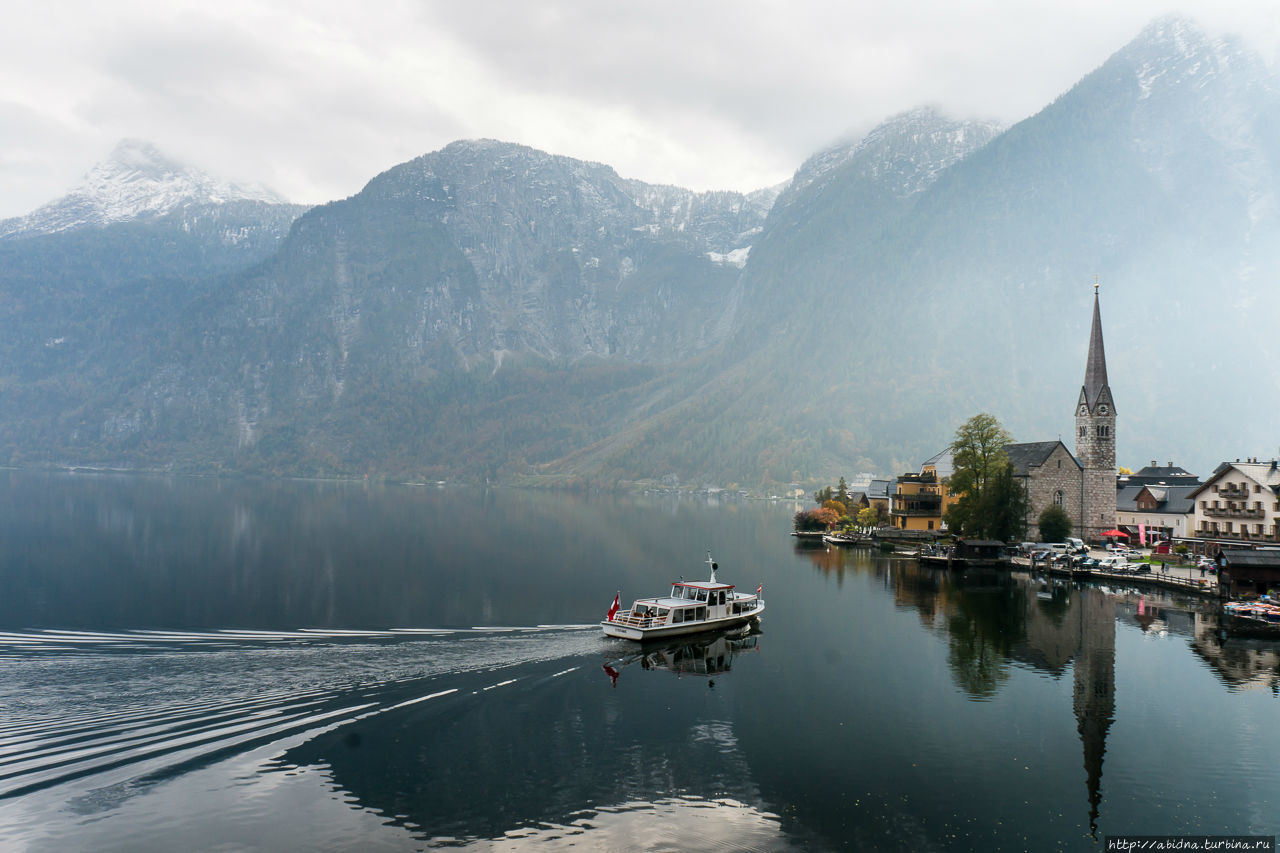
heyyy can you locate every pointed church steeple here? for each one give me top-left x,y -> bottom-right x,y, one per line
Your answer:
1081,287 -> 1112,411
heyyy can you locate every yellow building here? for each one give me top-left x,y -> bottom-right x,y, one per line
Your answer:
890,449 -> 958,532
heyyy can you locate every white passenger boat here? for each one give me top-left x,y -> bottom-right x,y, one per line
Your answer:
601,553 -> 765,641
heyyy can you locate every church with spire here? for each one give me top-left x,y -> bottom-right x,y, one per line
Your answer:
1074,285 -> 1118,542
994,286 -> 1118,541
893,287 -> 1119,541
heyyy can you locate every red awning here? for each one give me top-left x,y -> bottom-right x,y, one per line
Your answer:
1101,529 -> 1129,537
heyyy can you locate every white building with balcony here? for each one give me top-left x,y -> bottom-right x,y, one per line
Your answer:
1187,459 -> 1280,545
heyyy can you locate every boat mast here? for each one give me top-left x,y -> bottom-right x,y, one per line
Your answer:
706,551 -> 718,583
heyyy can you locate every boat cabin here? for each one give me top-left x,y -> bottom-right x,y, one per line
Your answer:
614,581 -> 761,631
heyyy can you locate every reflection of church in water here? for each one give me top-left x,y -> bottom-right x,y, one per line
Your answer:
1016,585 -> 1115,833
869,556 -> 1118,833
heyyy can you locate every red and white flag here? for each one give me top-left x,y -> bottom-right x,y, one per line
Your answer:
756,584 -> 763,597
606,593 -> 620,622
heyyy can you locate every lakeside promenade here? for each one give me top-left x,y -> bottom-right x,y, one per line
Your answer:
1014,550 -> 1220,597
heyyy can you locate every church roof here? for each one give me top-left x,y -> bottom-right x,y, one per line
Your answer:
1082,291 -> 1110,410
1005,441 -> 1081,475
913,441 -> 1081,479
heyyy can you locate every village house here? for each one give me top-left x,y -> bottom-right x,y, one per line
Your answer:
1187,458 -> 1280,546
1116,482 -> 1198,545
867,479 -> 893,520
890,449 -> 954,531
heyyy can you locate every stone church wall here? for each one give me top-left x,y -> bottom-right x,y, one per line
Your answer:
1022,445 -> 1085,539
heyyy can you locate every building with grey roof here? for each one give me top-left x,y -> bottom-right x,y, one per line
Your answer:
1116,483 -> 1199,544
1188,459 -> 1280,547
1118,462 -> 1201,490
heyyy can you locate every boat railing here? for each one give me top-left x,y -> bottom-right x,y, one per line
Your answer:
611,598 -> 763,629
612,611 -> 668,628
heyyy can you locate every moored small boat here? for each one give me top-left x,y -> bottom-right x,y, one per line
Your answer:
601,553 -> 765,642
1222,600 -> 1280,635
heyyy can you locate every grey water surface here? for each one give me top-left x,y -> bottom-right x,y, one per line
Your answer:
0,471 -> 1276,851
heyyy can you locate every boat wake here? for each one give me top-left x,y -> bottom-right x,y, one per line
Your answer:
0,625 -> 602,804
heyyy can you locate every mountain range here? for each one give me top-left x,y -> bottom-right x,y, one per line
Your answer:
2,16 -> 1276,487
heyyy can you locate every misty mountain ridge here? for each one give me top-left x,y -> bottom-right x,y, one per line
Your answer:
0,139 -> 293,240
1,15 -> 1276,485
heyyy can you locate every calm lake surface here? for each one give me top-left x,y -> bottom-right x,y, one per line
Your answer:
1,471 -> 1278,851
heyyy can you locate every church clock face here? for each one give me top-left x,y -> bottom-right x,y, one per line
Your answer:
1079,405 -> 1089,416
1098,404 -> 1109,415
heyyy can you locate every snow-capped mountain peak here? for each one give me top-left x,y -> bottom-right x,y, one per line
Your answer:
0,139 -> 288,239
1119,16 -> 1266,102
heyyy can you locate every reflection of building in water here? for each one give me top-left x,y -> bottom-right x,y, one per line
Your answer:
1013,584 -> 1116,832
1191,617 -> 1280,693
1072,588 -> 1115,835
1114,593 -> 1203,639
1015,585 -> 1116,833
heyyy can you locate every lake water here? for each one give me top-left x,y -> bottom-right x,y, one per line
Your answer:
1,471 -> 1278,851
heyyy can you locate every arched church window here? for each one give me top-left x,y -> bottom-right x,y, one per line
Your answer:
1054,490 -> 1064,506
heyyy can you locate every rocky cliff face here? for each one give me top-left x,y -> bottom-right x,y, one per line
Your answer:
350,139 -> 774,366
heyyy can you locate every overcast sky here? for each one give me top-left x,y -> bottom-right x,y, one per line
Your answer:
3,1 -> 1279,219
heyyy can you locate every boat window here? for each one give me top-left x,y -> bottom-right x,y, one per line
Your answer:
673,609 -> 684,624
696,607 -> 706,621
718,591 -> 725,606
697,590 -> 708,602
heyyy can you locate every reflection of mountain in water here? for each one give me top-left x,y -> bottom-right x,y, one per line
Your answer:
273,630 -> 781,847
